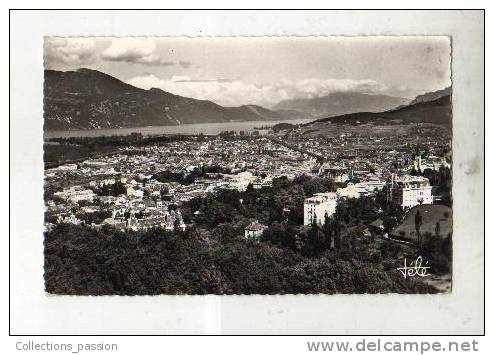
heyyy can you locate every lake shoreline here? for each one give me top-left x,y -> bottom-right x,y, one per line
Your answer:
44,118 -> 315,139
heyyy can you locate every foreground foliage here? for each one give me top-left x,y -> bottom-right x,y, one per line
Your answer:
45,223 -> 438,295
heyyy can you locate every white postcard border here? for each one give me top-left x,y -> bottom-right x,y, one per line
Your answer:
9,10 -> 484,335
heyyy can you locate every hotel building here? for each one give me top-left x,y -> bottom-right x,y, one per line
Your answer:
390,174 -> 433,209
304,192 -> 338,225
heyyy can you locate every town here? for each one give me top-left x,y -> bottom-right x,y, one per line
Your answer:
44,122 -> 452,248
44,124 -> 455,295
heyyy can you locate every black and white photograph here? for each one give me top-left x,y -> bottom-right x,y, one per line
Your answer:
42,36 -> 454,295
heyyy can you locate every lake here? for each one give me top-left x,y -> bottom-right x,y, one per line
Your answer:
43,118 -> 316,139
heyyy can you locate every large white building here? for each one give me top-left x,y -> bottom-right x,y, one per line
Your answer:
390,174 -> 433,209
336,183 -> 363,199
336,178 -> 386,200
304,192 -> 338,225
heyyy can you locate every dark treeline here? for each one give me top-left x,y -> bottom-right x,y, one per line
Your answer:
183,176 -> 401,237
183,179 -> 406,259
152,165 -> 233,186
410,166 -> 452,207
46,132 -> 190,146
44,223 -> 437,295
44,133 -> 262,166
76,210 -> 112,225
43,143 -> 115,165
181,177 -> 452,273
44,174 -> 447,295
93,180 -> 127,197
46,131 -> 261,148
421,166 -> 452,207
183,175 -> 338,228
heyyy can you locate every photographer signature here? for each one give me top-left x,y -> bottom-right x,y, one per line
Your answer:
396,256 -> 431,279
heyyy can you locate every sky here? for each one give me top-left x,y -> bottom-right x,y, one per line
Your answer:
44,36 -> 451,108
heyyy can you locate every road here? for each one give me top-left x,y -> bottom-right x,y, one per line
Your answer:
266,136 -> 326,162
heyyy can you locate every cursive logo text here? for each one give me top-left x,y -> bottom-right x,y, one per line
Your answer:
396,256 -> 431,279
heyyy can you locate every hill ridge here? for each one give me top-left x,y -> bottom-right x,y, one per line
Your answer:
307,91 -> 452,128
43,68 -> 301,131
273,91 -> 410,119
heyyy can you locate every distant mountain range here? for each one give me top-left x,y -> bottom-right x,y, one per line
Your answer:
408,86 -> 452,105
43,68 -> 452,131
43,68 -> 301,131
273,92 -> 410,119
308,86 -> 452,128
